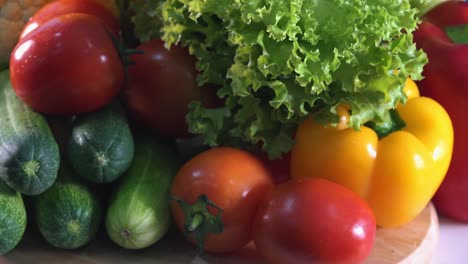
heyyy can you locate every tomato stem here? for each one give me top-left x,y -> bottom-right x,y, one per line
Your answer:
188,213 -> 204,231
169,194 -> 224,254
121,49 -> 144,56
108,31 -> 143,68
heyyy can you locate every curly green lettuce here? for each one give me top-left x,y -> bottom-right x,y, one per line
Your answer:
132,0 -> 428,159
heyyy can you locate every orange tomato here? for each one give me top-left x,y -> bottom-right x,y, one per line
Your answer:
170,147 -> 274,253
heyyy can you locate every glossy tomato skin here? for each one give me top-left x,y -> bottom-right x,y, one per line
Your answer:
253,178 -> 376,264
170,147 -> 274,253
123,39 -> 219,138
10,13 -> 124,115
20,0 -> 119,39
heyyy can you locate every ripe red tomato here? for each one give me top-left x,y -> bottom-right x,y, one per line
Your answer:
253,178 -> 376,264
20,0 -> 119,39
122,39 -> 219,138
10,13 -> 124,115
170,147 -> 274,253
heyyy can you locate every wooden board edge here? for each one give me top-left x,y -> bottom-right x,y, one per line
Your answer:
399,203 -> 439,264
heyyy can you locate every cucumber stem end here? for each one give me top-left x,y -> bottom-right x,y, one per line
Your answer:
120,229 -> 131,239
23,160 -> 40,177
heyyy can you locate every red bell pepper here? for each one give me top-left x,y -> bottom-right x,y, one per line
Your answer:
413,0 -> 468,221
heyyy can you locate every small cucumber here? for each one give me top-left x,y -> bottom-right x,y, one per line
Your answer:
105,135 -> 180,249
0,70 -> 60,195
68,101 -> 134,183
34,164 -> 101,249
0,181 -> 26,255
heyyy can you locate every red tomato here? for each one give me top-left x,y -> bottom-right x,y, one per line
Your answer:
170,147 -> 274,253
122,39 -> 219,138
20,0 -> 119,39
253,178 -> 376,264
10,13 -> 124,115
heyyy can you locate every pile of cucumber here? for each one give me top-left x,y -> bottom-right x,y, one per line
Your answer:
0,70 -> 181,254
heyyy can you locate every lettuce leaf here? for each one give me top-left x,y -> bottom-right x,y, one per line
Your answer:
130,0 -> 164,42
133,0 -> 428,159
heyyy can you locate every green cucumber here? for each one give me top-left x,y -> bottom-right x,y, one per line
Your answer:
34,164 -> 101,249
105,135 -> 180,249
0,70 -> 60,195
0,181 -> 26,255
68,101 -> 134,183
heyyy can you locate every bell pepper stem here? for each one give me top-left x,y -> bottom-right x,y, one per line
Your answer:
366,109 -> 406,139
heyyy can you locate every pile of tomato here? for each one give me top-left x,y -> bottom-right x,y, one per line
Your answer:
10,0 -> 216,135
8,0 -> 378,263
171,147 -> 376,264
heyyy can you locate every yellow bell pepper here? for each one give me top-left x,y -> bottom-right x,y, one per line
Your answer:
291,78 -> 453,227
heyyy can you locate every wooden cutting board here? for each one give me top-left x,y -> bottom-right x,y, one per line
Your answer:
3,203 -> 438,264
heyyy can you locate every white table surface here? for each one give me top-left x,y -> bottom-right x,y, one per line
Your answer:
433,215 -> 468,264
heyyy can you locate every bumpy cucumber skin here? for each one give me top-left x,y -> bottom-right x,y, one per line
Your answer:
0,71 -> 59,195
35,166 -> 101,249
0,181 -> 26,255
105,136 -> 179,249
68,102 -> 134,183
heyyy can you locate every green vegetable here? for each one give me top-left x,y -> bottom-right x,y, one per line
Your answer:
35,164 -> 102,249
130,0 -> 164,42
0,181 -> 26,255
68,102 -> 134,183
105,135 -> 180,249
0,70 -> 60,195
132,0 -> 428,158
